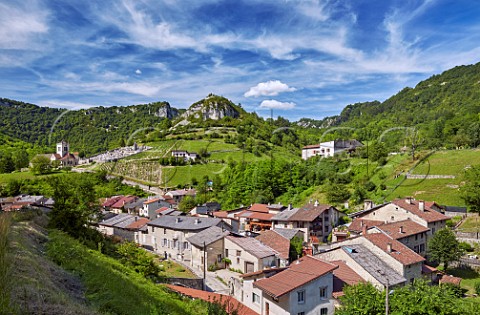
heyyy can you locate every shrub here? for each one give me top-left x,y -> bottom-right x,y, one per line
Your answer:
475,281 -> 480,295
459,242 -> 473,252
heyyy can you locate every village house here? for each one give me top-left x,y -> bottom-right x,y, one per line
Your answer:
318,229 -> 426,287
271,201 -> 342,246
224,235 -> 279,273
124,197 -> 147,215
171,150 -> 198,162
349,197 -> 448,236
187,226 -> 230,273
146,216 -> 231,262
301,139 -> 363,160
255,228 -> 304,264
97,213 -> 149,243
0,195 -> 49,211
232,256 -> 337,315
50,140 -> 79,166
165,189 -> 196,203
139,196 -> 172,219
189,201 -> 222,217
110,195 -> 139,214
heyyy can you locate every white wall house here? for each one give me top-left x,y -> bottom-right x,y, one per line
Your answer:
187,226 -> 230,272
301,140 -> 363,160
224,235 -> 279,273
232,256 -> 337,315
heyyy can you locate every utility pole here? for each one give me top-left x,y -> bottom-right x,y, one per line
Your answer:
385,278 -> 389,315
203,241 -> 206,291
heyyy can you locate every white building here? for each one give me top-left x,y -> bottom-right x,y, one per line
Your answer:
171,150 -> 198,162
301,140 -> 363,160
232,256 -> 337,315
224,235 -> 279,273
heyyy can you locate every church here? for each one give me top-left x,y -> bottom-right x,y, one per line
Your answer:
50,140 -> 79,166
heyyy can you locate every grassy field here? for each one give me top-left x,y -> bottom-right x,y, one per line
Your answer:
448,267 -> 480,295
412,149 -> 480,175
458,216 -> 480,232
0,170 -> 67,184
158,260 -> 196,279
163,164 -> 228,187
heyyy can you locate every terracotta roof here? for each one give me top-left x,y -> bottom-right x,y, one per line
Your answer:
439,275 -> 462,286
238,211 -> 274,221
102,196 -> 123,207
155,207 -> 170,214
288,203 -> 332,222
256,230 -> 291,260
376,219 -> 430,240
392,199 -> 449,223
348,218 -> 384,233
213,211 -> 229,218
365,232 -> 425,266
166,285 -> 259,315
254,256 -> 337,299
240,267 -> 288,278
125,217 -> 150,230
330,260 -> 365,298
111,196 -> 138,209
144,198 -> 162,205
422,264 -> 438,274
302,144 -> 321,149
248,203 -> 270,213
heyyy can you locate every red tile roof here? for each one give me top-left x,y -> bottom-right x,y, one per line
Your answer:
166,285 -> 259,315
241,211 -> 274,221
422,264 -> 438,274
256,230 -> 291,260
288,203 -> 332,222
102,196 -> 123,207
213,211 -> 229,218
155,207 -> 170,214
253,256 -> 337,299
248,203 -> 270,213
111,195 -> 137,209
348,218 -> 384,233
365,232 -> 425,266
330,260 -> 365,298
240,267 -> 288,278
376,219 -> 430,240
392,199 -> 449,223
126,217 -> 150,230
439,275 -> 462,286
144,198 -> 161,205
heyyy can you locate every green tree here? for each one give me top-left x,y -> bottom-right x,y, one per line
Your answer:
336,282 -> 384,315
460,165 -> 480,214
11,149 -> 29,170
178,195 -> 197,213
325,182 -> 351,204
289,236 -> 303,262
0,152 -> 14,174
30,155 -> 51,175
427,227 -> 463,270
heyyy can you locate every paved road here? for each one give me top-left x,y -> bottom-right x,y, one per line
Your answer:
175,260 -> 233,293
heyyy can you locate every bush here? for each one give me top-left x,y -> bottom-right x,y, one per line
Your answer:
475,281 -> 480,295
459,242 -> 473,252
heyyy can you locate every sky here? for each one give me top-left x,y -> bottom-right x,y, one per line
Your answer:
1,0 -> 480,121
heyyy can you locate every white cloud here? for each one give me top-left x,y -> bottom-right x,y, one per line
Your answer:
0,1 -> 49,50
259,99 -> 296,110
135,69 -> 142,75
245,80 -> 296,97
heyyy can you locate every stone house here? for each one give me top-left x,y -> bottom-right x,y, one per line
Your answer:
146,216 -> 230,262
187,226 -> 230,273
301,140 -> 363,160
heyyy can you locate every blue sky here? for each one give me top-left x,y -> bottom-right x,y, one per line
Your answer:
1,0 -> 480,121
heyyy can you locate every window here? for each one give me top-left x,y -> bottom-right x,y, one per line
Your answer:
320,308 -> 328,315
297,290 -> 305,304
163,228 -> 167,234
152,227 -> 155,232
225,249 -> 229,257
236,257 -> 240,264
236,250 -> 241,256
298,313 -> 305,315
162,238 -> 167,247
319,286 -> 327,298
252,293 -> 260,304
391,216 -> 394,221
415,234 -> 418,240
183,242 -> 189,249
217,254 -> 222,263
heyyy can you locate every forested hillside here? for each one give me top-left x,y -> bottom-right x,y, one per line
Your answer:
315,62 -> 480,149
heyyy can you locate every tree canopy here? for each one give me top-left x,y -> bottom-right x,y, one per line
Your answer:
427,227 -> 463,270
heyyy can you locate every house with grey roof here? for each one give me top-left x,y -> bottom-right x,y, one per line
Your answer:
224,235 -> 279,273
146,216 -> 231,262
97,213 -> 150,243
187,226 -> 230,272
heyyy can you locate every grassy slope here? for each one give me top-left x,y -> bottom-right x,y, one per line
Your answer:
46,230 -> 204,315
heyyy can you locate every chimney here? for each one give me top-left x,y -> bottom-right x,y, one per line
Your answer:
288,203 -> 292,210
399,226 -> 403,234
406,197 -> 413,204
195,218 -> 200,225
364,200 -> 373,210
135,216 -> 138,222
387,242 -> 392,253
176,217 -> 181,223
314,200 -> 319,207
362,222 -> 367,236
419,201 -> 425,212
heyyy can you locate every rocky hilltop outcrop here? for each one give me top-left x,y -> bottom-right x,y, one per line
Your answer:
182,94 -> 243,120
